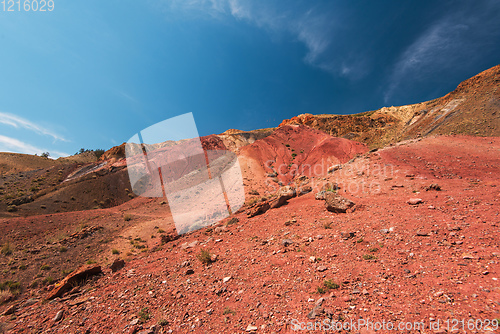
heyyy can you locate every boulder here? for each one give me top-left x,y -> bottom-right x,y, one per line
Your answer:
407,198 -> 423,205
324,192 -> 355,213
46,264 -> 102,300
110,259 -> 125,272
270,186 -> 296,208
298,185 -> 312,196
247,201 -> 270,218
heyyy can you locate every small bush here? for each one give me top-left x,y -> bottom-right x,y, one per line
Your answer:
368,247 -> 379,253
138,307 -> 151,322
0,281 -> 20,293
158,319 -> 169,326
362,254 -> 376,260
223,307 -> 236,315
112,249 -> 120,255
86,260 -> 96,265
317,286 -> 326,294
0,290 -> 13,304
42,276 -> 54,285
1,242 -> 12,256
59,246 -> 68,253
123,214 -> 132,221
7,205 -> 17,212
323,221 -> 332,229
323,279 -> 340,290
197,249 -> 213,264
40,264 -> 51,270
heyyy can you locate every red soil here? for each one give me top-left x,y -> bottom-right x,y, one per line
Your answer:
3,135 -> 499,333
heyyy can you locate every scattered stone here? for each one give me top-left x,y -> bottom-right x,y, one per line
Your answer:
315,191 -> 327,200
416,231 -> 429,236
340,231 -> 356,240
380,228 -> 389,234
316,265 -> 328,272
110,259 -> 125,272
46,264 -> 102,300
298,185 -> 312,196
185,269 -> 195,275
247,201 -> 270,218
2,304 -> 16,316
309,256 -> 316,263
53,310 -> 64,322
180,241 -> 199,250
223,276 -> 231,283
282,239 -> 293,247
424,183 -> 441,191
328,165 -> 342,173
434,291 -> 445,297
324,192 -> 355,213
307,297 -> 324,319
23,298 -> 38,307
214,226 -> 227,233
246,324 -> 258,332
407,198 -> 423,205
210,254 -> 218,262
462,253 -> 475,260
270,186 -> 296,209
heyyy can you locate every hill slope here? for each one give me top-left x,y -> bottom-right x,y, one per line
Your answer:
280,64 -> 500,147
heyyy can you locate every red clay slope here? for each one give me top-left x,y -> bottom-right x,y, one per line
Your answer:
5,135 -> 499,333
238,124 -> 367,195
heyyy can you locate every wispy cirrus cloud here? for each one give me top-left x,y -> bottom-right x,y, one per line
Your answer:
0,134 -> 69,157
157,0 -> 357,78
0,111 -> 68,142
384,1 -> 500,104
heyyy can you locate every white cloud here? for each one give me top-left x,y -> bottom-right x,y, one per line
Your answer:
0,134 -> 45,155
0,135 -> 69,157
385,1 -> 500,103
157,0 -> 349,77
0,111 -> 68,142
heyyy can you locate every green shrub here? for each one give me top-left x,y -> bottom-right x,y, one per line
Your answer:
1,242 -> 12,256
197,249 -> 213,264
138,307 -> 151,322
223,307 -> 236,315
323,279 -> 340,290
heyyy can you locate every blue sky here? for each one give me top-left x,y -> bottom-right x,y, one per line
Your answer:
0,0 -> 499,157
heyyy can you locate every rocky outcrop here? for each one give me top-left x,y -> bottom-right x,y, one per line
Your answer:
324,192 -> 355,213
46,264 -> 102,300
